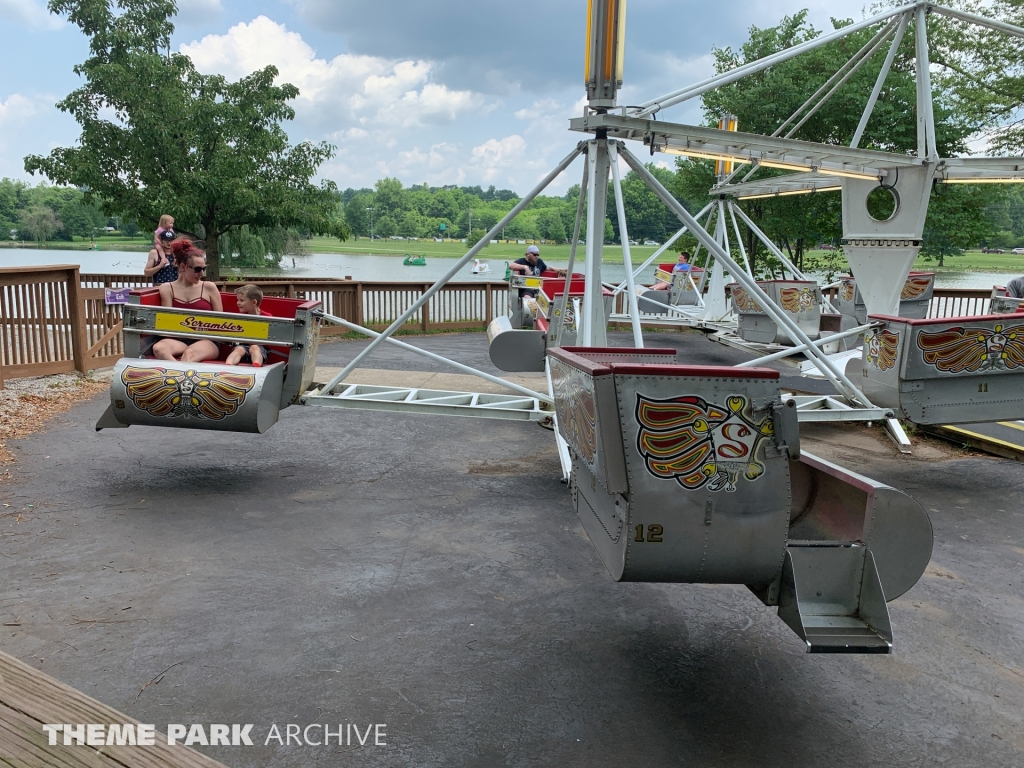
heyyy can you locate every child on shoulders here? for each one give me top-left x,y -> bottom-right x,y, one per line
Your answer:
154,214 -> 174,252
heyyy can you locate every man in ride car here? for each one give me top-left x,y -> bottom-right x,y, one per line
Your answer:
509,245 -> 566,299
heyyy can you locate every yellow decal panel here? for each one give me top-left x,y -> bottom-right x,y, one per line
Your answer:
655,269 -> 672,282
154,312 -> 270,339
536,291 -> 550,316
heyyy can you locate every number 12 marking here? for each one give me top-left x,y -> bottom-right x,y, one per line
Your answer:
634,524 -> 663,543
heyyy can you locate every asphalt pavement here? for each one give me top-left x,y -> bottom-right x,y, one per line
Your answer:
1,332 -> 1022,767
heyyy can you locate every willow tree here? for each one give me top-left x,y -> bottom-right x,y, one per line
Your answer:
24,0 -> 348,278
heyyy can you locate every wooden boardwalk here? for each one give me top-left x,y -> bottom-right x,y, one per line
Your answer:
0,650 -> 229,768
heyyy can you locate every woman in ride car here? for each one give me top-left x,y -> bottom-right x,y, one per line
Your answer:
150,239 -> 223,362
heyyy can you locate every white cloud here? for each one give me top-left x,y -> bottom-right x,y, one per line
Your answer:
180,16 -> 484,132
0,93 -> 39,124
0,0 -> 62,30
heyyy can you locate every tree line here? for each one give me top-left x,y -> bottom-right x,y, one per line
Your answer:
337,166 -> 692,246
0,178 -> 111,242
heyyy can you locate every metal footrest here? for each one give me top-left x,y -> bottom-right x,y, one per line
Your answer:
301,384 -> 552,422
784,393 -> 893,422
779,545 -> 893,654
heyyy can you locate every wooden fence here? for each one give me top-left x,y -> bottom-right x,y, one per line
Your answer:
0,265 -> 123,388
80,275 -> 510,337
0,268 -> 1008,387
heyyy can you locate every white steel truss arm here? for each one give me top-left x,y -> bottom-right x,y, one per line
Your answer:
915,4 -> 938,159
315,311 -> 553,404
608,141 -> 645,347
319,143 -> 584,396
726,201 -> 752,277
633,3 -> 916,116
730,203 -> 807,279
616,141 -> 874,407
929,4 -> 1024,39
776,18 -> 899,139
552,154 -> 590,347
783,20 -> 899,140
852,12 -> 911,148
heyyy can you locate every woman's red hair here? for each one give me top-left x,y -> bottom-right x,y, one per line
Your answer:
169,238 -> 205,268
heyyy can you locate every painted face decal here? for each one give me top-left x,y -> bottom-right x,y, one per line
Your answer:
635,394 -> 774,492
122,366 -> 256,420
731,286 -> 763,313
865,329 -> 899,372
550,359 -> 598,463
780,287 -> 816,314
917,323 -> 1024,373
901,275 -> 933,300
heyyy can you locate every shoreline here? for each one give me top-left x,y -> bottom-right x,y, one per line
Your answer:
3,239 -> 1021,274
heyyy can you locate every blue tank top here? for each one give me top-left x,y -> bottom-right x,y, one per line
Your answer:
153,260 -> 178,285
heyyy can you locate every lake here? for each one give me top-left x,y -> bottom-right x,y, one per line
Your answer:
0,247 -> 1018,290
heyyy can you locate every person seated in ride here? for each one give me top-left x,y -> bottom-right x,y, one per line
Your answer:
509,245 -> 566,299
224,284 -> 272,368
651,251 -> 691,290
1005,275 -> 1024,299
149,239 -> 223,363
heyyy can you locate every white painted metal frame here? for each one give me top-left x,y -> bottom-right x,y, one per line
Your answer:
303,384 -> 550,422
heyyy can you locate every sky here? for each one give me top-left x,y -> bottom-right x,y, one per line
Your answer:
0,0 -> 871,195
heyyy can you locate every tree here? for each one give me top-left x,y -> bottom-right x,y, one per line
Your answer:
607,166 -> 680,244
60,198 -> 106,239
921,183 -> 1003,266
374,215 -> 397,239
345,192 -> 372,237
373,177 -> 408,220
536,208 -> 567,242
928,0 -> 1024,154
675,10 -> 999,273
24,0 -> 348,278
20,205 -> 62,242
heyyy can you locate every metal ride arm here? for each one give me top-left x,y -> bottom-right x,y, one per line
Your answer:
633,3 -> 915,115
616,141 -> 875,408
852,12 -> 911,148
551,154 -> 589,349
313,310 -> 552,405
318,143 -> 585,398
736,322 -> 877,368
607,141 -> 644,347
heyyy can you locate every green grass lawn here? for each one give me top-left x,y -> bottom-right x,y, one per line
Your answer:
307,237 -> 675,264
0,236 -> 151,251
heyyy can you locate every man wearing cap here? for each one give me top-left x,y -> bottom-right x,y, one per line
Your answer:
143,230 -> 179,284
509,245 -> 561,299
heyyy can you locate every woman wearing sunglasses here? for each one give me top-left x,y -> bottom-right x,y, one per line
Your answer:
150,238 -> 224,362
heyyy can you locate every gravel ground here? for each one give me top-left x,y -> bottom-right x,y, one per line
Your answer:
0,371 -> 110,469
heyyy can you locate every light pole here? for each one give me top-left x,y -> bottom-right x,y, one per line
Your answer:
366,207 -> 376,241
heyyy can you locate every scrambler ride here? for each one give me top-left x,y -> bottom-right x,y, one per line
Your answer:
98,1 -> 1024,654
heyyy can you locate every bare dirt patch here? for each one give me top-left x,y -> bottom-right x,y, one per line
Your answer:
0,372 -> 109,475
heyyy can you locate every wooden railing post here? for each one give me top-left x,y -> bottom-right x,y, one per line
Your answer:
66,267 -> 88,374
422,283 -> 431,332
485,284 -> 493,325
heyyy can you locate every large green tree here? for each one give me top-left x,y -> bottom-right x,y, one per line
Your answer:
674,9 -> 1016,273
24,0 -> 348,278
